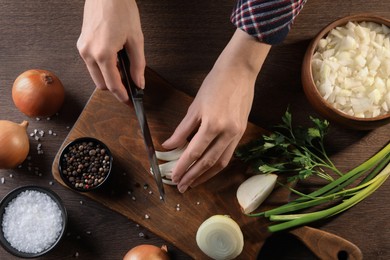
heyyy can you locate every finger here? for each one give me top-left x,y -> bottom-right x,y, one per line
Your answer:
84,61 -> 107,90
126,38 -> 146,89
189,140 -> 238,189
175,134 -> 235,193
169,121 -> 218,184
98,55 -> 129,103
162,109 -> 200,150
77,40 -> 108,90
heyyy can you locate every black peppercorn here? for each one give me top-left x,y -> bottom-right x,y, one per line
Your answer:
60,138 -> 112,191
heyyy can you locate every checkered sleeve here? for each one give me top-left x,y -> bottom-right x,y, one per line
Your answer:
231,0 -> 307,44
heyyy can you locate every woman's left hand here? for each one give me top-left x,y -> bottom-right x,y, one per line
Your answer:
163,29 -> 271,193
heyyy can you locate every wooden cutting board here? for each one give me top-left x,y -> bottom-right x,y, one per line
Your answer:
52,67 -> 290,259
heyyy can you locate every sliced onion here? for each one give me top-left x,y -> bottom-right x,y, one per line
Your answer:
150,160 -> 178,186
155,143 -> 188,161
151,144 -> 189,186
196,215 -> 244,260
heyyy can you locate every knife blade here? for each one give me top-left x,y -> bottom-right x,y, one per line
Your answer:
117,48 -> 165,201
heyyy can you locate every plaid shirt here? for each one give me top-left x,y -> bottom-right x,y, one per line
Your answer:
231,0 -> 307,44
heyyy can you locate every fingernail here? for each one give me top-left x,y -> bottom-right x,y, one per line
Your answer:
140,76 -> 145,89
178,184 -> 188,193
162,139 -> 170,147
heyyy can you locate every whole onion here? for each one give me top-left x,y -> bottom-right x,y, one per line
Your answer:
12,69 -> 65,117
0,120 -> 30,169
123,244 -> 169,260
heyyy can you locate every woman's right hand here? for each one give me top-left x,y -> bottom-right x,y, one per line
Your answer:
77,0 -> 146,104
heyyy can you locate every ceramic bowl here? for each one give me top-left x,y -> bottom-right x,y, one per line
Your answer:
301,14 -> 390,130
0,186 -> 67,258
58,137 -> 113,192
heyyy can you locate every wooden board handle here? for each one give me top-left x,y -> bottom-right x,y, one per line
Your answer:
290,226 -> 363,260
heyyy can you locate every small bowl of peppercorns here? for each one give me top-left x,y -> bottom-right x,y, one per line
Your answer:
58,137 -> 113,192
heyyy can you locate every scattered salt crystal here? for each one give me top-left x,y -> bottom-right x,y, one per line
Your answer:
79,200 -> 83,205
2,190 -> 63,254
48,130 -> 53,135
49,181 -> 54,186
1,177 -> 4,184
138,232 -> 145,238
35,117 -> 41,121
144,214 -> 150,219
9,174 -> 13,178
131,196 -> 136,201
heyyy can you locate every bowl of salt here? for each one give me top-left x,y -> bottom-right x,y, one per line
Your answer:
0,186 -> 67,258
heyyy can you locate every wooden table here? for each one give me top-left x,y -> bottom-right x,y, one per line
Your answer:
0,0 -> 389,259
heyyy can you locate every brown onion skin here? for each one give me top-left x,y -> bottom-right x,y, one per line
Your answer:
0,120 -> 30,169
123,244 -> 169,260
12,69 -> 65,117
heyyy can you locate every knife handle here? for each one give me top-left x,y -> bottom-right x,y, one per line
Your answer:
117,48 -> 144,99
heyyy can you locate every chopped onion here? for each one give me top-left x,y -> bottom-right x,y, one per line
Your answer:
196,215 -> 244,260
312,21 -> 390,118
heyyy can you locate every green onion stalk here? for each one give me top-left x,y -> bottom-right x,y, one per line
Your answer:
251,142 -> 390,232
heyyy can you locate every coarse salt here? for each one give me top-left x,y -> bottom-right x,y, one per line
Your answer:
1,190 -> 63,254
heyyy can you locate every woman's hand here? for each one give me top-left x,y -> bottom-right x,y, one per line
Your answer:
163,29 -> 271,193
77,0 -> 146,103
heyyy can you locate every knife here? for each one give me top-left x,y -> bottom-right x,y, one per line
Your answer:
117,48 -> 165,201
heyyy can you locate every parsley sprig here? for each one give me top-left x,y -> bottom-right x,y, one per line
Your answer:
235,109 -> 341,182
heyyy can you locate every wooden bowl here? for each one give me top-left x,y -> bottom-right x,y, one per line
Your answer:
302,14 -> 390,130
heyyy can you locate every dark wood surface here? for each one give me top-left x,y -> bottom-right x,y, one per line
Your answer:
0,0 -> 389,259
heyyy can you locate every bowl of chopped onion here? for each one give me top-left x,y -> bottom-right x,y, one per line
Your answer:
302,14 -> 390,130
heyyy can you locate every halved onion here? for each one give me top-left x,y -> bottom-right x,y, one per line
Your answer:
196,215 -> 244,260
